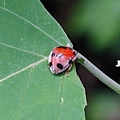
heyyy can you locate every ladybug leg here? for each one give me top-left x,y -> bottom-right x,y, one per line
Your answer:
65,64 -> 73,77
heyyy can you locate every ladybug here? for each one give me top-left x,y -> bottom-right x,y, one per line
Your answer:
48,46 -> 78,75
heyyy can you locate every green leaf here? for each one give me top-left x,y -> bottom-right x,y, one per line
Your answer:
0,0 -> 86,120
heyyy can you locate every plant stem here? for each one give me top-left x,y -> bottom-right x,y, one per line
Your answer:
77,53 -> 120,94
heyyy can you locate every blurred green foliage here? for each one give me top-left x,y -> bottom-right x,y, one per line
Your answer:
67,0 -> 120,53
87,91 -> 120,120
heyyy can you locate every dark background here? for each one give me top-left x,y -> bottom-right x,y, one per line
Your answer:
41,0 -> 120,120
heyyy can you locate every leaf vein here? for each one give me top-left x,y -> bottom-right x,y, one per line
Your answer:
0,42 -> 46,57
0,57 -> 48,83
3,0 -> 5,8
34,6 -> 39,27
0,7 -> 63,45
17,67 -> 34,119
57,75 -> 65,119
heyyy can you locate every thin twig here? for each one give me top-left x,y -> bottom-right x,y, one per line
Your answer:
77,53 -> 120,94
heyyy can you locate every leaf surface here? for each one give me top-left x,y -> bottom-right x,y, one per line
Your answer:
0,0 -> 86,120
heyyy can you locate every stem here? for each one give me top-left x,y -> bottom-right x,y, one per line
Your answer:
77,53 -> 120,94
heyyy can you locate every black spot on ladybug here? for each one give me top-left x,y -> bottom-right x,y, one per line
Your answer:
49,62 -> 52,67
51,52 -> 55,57
57,46 -> 67,49
73,51 -> 76,55
68,59 -> 72,65
57,63 -> 63,69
